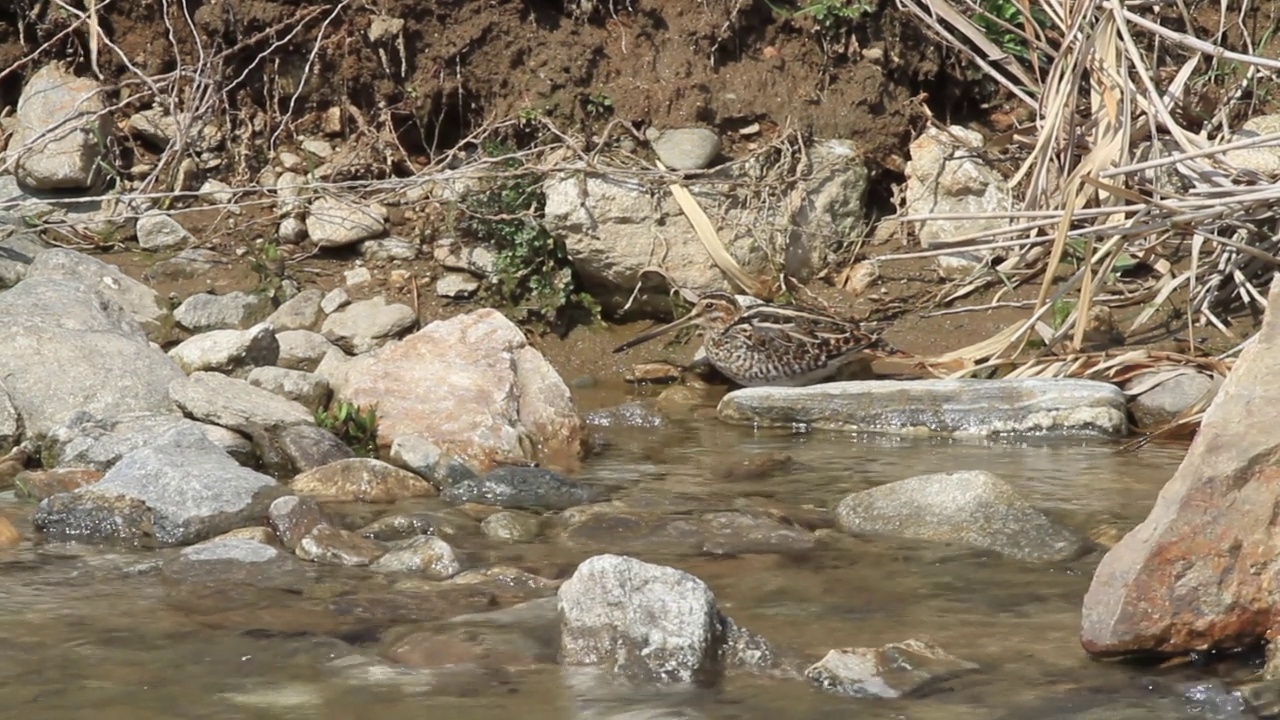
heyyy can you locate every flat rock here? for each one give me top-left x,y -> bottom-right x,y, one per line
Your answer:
834,470 -> 1086,562
805,639 -> 979,698
144,248 -> 228,282
558,554 -> 723,683
0,276 -> 184,438
370,535 -> 463,578
246,366 -> 330,411
436,272 -> 481,299
264,288 -> 324,332
718,378 -> 1128,439
324,309 -> 584,471
273,423 -> 355,473
1082,279 -> 1280,656
161,534 -> 311,590
295,524 -> 387,566
7,64 -> 109,190
42,410 -> 254,471
306,196 -> 387,248
167,322 -> 280,374
170,371 -> 314,433
442,466 -> 603,511
320,296 -> 416,354
25,249 -> 172,341
289,458 -> 436,502
34,425 -> 279,546
652,127 -> 722,170
388,435 -> 478,488
173,291 -> 274,332
276,329 -> 342,372
320,287 -> 349,314
136,211 -> 195,251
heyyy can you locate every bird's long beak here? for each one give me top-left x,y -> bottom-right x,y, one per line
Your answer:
612,312 -> 701,354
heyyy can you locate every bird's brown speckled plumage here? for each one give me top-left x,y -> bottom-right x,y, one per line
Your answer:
612,292 -> 906,387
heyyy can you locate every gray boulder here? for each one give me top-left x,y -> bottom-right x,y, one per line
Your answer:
7,64 -> 110,190
42,410 -> 254,470
173,291 -> 273,332
167,322 -> 280,374
34,425 -> 279,545
0,276 -> 184,438
25,249 -> 172,340
170,372 -> 313,433
834,470 -> 1087,562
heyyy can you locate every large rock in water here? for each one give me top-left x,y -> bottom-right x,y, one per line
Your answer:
0,276 -> 185,439
718,379 -> 1128,439
543,139 -> 868,317
557,554 -> 788,683
35,425 -> 279,546
835,470 -> 1087,562
1081,279 -> 1280,656
323,309 -> 583,471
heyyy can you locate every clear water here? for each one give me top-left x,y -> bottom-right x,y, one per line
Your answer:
0,386 -> 1247,720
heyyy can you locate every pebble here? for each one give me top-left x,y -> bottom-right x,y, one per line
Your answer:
268,495 -> 326,551
805,639 -> 979,698
360,238 -> 419,262
276,330 -> 342,372
436,272 -> 481,299
136,211 -> 195,252
173,291 -> 274,332
370,535 -> 463,579
295,524 -> 387,566
344,267 -> 373,287
320,288 -> 350,314
265,288 -> 324,332
481,510 -> 541,543
306,196 -> 387,248
651,127 -> 722,170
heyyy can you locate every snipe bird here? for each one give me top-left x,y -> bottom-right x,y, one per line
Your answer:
612,292 -> 908,387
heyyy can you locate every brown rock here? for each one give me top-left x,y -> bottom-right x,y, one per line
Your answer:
323,309 -> 584,472
13,468 -> 101,500
289,458 -> 436,503
295,524 -> 387,566
0,516 -> 20,547
1082,278 -> 1280,656
268,495 -> 326,550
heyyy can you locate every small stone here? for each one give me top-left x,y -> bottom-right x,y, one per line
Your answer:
357,512 -> 438,542
167,322 -> 280,374
344,267 -> 372,287
306,196 -> 387,248
278,151 -> 305,173
360,238 -> 419,262
388,435 -> 477,488
436,272 -> 481,299
321,296 -> 416,354
276,171 -> 306,215
652,128 -> 722,170
127,108 -> 178,148
289,458 -> 437,502
1126,372 -> 1219,430
481,510 -> 541,543
247,366 -> 330,411
370,535 -> 463,579
173,291 -> 274,332
433,241 -> 495,276
198,179 -> 235,207
805,640 -> 979,698
136,211 -> 195,251
625,362 -> 682,384
295,524 -> 386,566
268,495 -> 326,551
13,468 -> 102,501
278,216 -> 307,244
265,288 -> 324,332
321,107 -> 344,136
442,466 -> 605,511
320,288 -> 350,314
0,517 -> 20,547
301,139 -> 334,159
145,248 -> 226,283
276,329 -> 343,372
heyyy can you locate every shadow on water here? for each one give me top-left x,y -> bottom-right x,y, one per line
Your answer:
0,384 -> 1240,720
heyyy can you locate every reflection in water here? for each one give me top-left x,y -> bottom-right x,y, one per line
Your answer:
0,389 -> 1230,719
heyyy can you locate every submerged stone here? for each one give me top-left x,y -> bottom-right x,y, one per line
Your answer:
717,378 -> 1128,438
442,466 -> 605,511
805,639 -> 979,698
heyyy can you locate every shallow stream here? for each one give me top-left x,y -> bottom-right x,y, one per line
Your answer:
0,383 -> 1245,720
